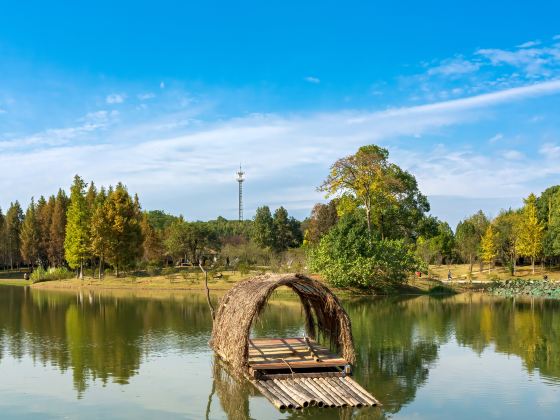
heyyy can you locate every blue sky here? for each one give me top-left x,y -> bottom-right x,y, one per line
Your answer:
1,1 -> 560,227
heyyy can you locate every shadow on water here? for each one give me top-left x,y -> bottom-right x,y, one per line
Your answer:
1,286 -> 560,417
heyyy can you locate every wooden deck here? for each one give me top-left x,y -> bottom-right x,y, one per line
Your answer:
248,337 -> 348,372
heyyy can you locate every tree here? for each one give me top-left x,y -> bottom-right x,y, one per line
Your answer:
319,145 -> 428,240
252,206 -> 275,249
141,213 -> 164,264
48,189 -> 69,267
65,175 -> 91,279
90,187 -> 110,278
517,193 -> 544,274
36,195 -> 54,266
455,220 -> 478,273
480,225 -> 498,272
103,183 -> 143,276
308,211 -> 419,290
304,201 -> 338,245
494,209 -> 521,275
0,207 -> 5,268
20,198 -> 41,266
5,201 -> 24,269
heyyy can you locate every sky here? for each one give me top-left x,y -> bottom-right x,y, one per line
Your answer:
1,1 -> 560,228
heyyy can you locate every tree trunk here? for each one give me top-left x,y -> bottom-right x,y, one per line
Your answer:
365,208 -> 372,238
532,256 -> 535,274
79,258 -> 83,280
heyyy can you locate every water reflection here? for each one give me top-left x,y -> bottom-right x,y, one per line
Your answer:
1,286 -> 560,417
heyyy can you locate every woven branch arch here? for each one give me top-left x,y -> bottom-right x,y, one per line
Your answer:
210,273 -> 355,372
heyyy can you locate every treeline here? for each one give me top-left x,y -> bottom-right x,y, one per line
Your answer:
0,175 -> 303,278
303,144 -> 560,290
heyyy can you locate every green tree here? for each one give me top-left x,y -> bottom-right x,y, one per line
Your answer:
5,201 -> 24,269
65,175 -> 91,279
252,206 -> 275,249
141,212 -> 164,264
20,198 -> 41,266
103,184 -> 143,276
0,207 -> 5,267
48,189 -> 69,267
480,225 -> 498,272
494,209 -> 521,275
308,211 -> 419,290
455,220 -> 478,273
517,193 -> 544,274
36,195 -> 54,266
272,206 -> 296,251
90,187 -> 110,278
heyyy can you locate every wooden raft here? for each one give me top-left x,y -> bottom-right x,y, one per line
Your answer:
247,338 -> 379,409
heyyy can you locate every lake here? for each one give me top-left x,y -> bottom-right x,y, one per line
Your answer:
0,285 -> 559,419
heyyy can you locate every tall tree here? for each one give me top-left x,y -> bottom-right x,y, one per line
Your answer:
48,189 -> 69,267
90,187 -> 110,278
5,201 -> 24,269
65,175 -> 91,279
480,225 -> 498,272
494,209 -> 521,275
20,198 -> 41,266
103,183 -> 143,276
517,193 -> 544,274
319,145 -> 428,239
36,195 -> 54,266
0,207 -> 5,268
252,206 -> 275,249
273,207 -> 292,252
455,220 -> 478,273
140,213 -> 164,264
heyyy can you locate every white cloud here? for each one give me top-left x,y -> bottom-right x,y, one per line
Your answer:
304,76 -> 320,84
488,133 -> 503,143
106,93 -> 126,104
137,93 -> 155,101
503,149 -> 524,160
105,93 -> 126,105
2,79 -> 560,219
476,45 -> 560,77
0,108 -> 5,114
539,142 -> 560,158
427,58 -> 481,76
553,35 -> 560,41
517,40 -> 541,49
160,81 -> 165,89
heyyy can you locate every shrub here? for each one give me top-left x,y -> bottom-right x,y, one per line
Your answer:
307,213 -> 420,291
31,267 -> 74,283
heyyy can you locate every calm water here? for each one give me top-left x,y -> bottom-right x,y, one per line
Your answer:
0,286 -> 559,419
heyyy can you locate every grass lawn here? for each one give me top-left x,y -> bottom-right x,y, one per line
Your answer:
428,263 -> 560,282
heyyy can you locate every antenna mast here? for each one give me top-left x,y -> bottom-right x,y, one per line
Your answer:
236,165 -> 245,221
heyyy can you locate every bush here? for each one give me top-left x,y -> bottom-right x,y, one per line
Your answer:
307,213 -> 420,290
31,267 -> 74,283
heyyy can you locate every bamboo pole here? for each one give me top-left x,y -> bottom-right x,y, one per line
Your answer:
296,378 -> 333,407
265,380 -> 300,409
286,379 -> 318,406
341,377 -> 379,406
321,377 -> 353,406
336,378 -> 369,406
313,378 -> 345,406
253,380 -> 286,410
326,377 -> 361,406
273,379 -> 308,408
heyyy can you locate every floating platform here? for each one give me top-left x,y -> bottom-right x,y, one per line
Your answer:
210,274 -> 380,411
247,337 -> 380,409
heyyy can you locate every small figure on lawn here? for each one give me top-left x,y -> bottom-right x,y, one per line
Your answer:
448,269 -> 452,281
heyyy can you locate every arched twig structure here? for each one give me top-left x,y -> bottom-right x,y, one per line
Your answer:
210,273 -> 355,372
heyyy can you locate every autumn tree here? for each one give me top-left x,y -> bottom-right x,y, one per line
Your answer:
455,220 -> 478,273
480,225 -> 498,272
319,145 -> 428,240
0,207 -> 5,267
65,175 -> 91,279
20,198 -> 41,266
304,201 -> 338,245
517,193 -> 544,274
140,212 -> 164,265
